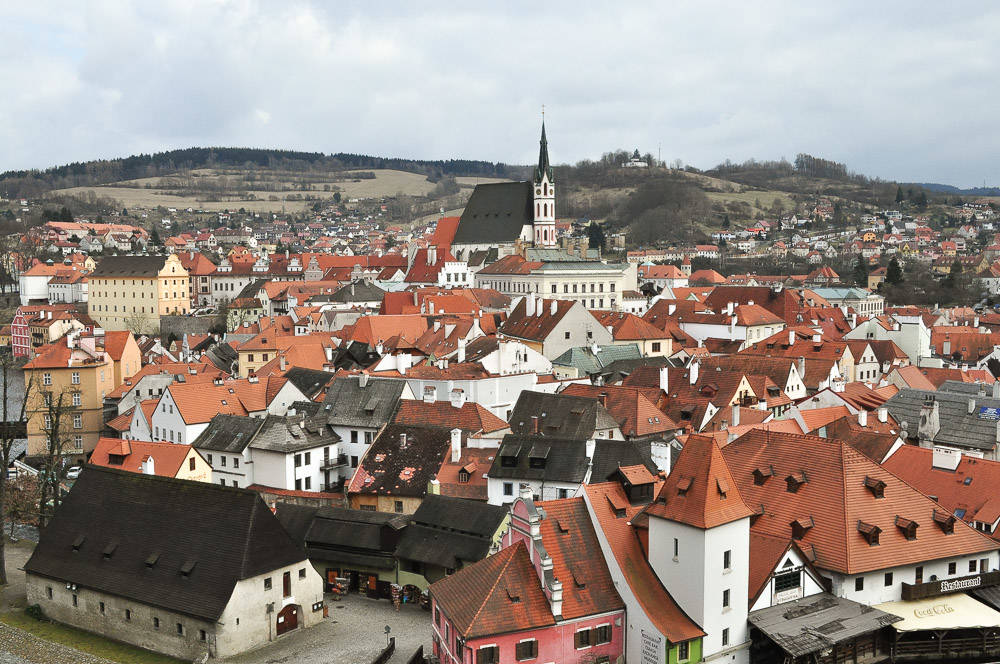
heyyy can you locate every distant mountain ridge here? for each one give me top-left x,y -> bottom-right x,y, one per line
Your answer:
908,182 -> 1000,197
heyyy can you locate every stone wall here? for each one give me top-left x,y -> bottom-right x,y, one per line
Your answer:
160,315 -> 214,341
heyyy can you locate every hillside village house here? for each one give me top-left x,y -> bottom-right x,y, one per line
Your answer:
499,295 -> 614,360
23,334 -> 135,458
24,467 -> 324,660
87,254 -> 190,333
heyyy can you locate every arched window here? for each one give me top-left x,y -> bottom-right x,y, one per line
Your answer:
544,182 -> 548,196
536,203 -> 540,217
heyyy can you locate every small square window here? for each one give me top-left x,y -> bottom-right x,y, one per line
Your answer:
970,560 -> 978,573
299,568 -> 306,579
503,482 -> 513,496
948,562 -> 957,575
884,572 -> 893,587
264,577 -> 272,591
199,629 -> 207,641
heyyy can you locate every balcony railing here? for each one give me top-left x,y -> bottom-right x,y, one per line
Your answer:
320,454 -> 348,470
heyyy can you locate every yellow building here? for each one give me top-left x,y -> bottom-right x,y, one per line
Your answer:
23,337 -> 116,458
88,254 -> 190,334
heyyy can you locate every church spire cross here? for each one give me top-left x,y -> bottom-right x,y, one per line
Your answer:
535,115 -> 553,184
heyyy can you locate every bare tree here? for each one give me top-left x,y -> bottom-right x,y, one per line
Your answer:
0,355 -> 31,585
35,389 -> 79,528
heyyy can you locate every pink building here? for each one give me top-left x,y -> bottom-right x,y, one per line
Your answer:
430,492 -> 625,664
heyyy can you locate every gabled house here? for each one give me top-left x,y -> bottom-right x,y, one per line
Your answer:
499,295 -> 612,359
24,466 -> 324,660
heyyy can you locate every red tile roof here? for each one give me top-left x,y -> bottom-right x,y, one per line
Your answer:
591,310 -> 670,341
393,399 -> 508,434
102,331 -> 134,362
429,541 -> 556,639
499,297 -> 575,342
646,434 -> 755,528
584,482 -> 705,643
534,497 -> 625,619
89,437 -> 197,477
559,384 -> 677,437
724,429 -> 999,574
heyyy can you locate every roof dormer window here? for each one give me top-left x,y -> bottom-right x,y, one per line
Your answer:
857,520 -> 881,546
864,476 -> 886,499
786,471 -> 807,493
895,516 -> 918,541
791,516 -> 814,540
676,477 -> 692,496
752,465 -> 773,486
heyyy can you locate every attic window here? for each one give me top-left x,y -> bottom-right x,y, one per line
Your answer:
572,569 -> 587,589
555,519 -> 569,534
857,520 -> 881,546
102,542 -> 118,559
863,476 -> 886,499
72,535 -> 86,552
505,588 -> 521,603
895,516 -> 919,541
500,444 -> 520,467
791,516 -> 814,540
753,465 -> 774,486
145,553 -> 160,568
964,476 -> 973,486
785,472 -> 808,493
676,477 -> 692,496
717,478 -> 729,499
458,469 -> 470,483
180,560 -> 197,577
933,509 -> 956,534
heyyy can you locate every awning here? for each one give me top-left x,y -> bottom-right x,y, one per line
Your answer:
748,593 -> 902,658
874,593 -> 1000,632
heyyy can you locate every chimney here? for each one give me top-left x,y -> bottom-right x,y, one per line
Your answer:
520,483 -> 534,503
668,303 -> 676,316
812,333 -> 821,344
598,392 -> 608,408
917,398 -> 940,445
449,388 -> 465,408
526,294 -> 536,317
450,428 -> 462,463
788,329 -> 795,347
423,386 -> 436,403
399,433 -> 408,449
732,406 -> 740,428
689,360 -> 700,385
548,578 -> 564,619
932,446 -> 962,471
727,301 -> 734,316
359,372 -> 369,388
279,354 -> 286,371
428,245 -> 437,265
858,409 -> 868,427
530,415 -> 540,434
659,366 -> 669,393
324,346 -> 333,362
550,300 -> 558,316
877,407 -> 888,423
969,398 -> 977,415
141,456 -> 155,475
457,337 -> 466,363
798,356 -> 806,381
942,339 -> 951,356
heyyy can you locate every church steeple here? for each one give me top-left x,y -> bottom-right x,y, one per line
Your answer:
532,117 -> 556,247
534,121 -> 553,184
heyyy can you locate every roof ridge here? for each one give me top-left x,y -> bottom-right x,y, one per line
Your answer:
838,440 -> 851,573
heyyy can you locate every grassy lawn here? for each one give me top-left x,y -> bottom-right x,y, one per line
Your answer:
0,611 -> 184,664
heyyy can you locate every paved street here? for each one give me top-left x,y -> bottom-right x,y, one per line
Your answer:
224,593 -> 433,664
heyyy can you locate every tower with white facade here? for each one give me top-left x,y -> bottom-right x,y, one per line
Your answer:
532,121 -> 557,248
645,434 -> 753,663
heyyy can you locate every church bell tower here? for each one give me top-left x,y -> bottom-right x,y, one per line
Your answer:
532,119 -> 556,248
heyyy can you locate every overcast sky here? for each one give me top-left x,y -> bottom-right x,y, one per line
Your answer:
3,2 -> 999,187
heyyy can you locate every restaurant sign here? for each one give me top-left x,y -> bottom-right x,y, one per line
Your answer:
901,570 -> 1000,601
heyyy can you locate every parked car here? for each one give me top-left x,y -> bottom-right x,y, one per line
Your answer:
65,466 -> 82,480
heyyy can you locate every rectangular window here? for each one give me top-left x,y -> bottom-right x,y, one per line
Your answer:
283,571 -> 291,598
199,629 -> 207,642
722,588 -> 730,608
72,392 -> 81,406
476,645 -> 499,664
884,572 -> 893,587
722,628 -> 729,647
295,479 -> 302,490
125,609 -> 131,621
72,594 -> 78,607
299,568 -> 306,579
154,617 -> 160,629
294,454 -> 301,467
949,562 -> 957,575
595,624 -> 612,644
673,538 -> 679,558
575,629 -> 592,649
678,641 -> 690,661
435,607 -> 440,627
176,623 -> 184,636
264,577 -> 272,591
220,456 -> 226,467
970,560 -> 978,573
189,457 -> 196,471
515,639 -> 538,660
304,452 -> 311,465
43,372 -> 51,386
395,500 -> 404,513
351,430 -> 359,443
73,414 -> 82,429
305,477 -> 312,490
72,372 -> 80,384
99,601 -> 105,614
503,482 -> 513,496
233,457 -> 239,469
855,577 -> 864,591
351,455 -> 358,467
365,431 -> 374,444
73,436 -> 82,449
207,454 -> 213,464
723,550 -> 732,570
915,566 -> 923,584
46,586 -> 53,600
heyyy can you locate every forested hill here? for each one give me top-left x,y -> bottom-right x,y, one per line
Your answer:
0,147 -> 513,198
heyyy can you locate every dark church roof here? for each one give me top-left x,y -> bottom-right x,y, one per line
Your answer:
453,181 -> 533,246
24,466 -> 306,621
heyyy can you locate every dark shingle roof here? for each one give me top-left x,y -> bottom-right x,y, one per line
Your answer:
350,425 -> 456,498
453,182 -> 533,245
283,367 -> 336,400
329,280 -> 385,303
250,415 -> 340,454
410,494 -> 508,539
488,435 -> 592,483
884,388 -> 1000,451
192,414 -> 264,452
24,466 -> 306,621
90,255 -> 170,278
508,391 -> 619,440
321,376 -> 406,428
590,439 -> 657,480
